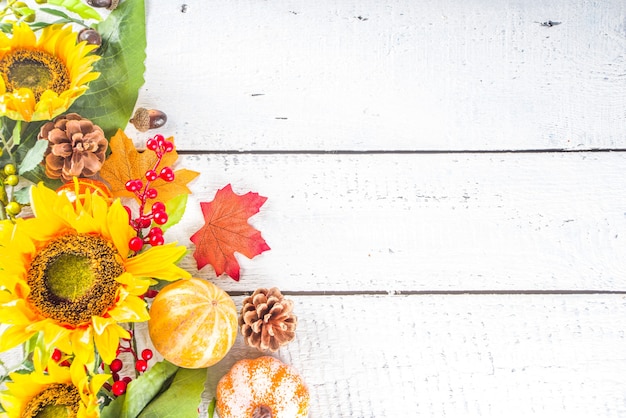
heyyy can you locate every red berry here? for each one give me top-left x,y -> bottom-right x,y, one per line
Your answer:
135,359 -> 148,373
137,217 -> 151,229
112,380 -> 127,396
129,237 -> 143,252
125,180 -> 137,192
122,376 -> 132,384
146,137 -> 158,151
154,134 -> 165,146
149,227 -> 163,237
51,348 -> 62,362
144,289 -> 159,298
153,211 -> 168,225
141,349 -> 154,361
151,202 -> 166,213
125,179 -> 143,192
149,234 -> 164,246
145,170 -> 158,181
159,167 -> 174,182
146,188 -> 158,199
162,140 -> 174,153
110,358 -> 123,373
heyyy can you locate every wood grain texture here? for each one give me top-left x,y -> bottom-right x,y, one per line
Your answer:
197,294 -> 626,418
170,152 -> 626,292
131,0 -> 626,151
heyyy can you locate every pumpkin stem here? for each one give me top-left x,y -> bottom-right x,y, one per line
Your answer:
252,405 -> 273,418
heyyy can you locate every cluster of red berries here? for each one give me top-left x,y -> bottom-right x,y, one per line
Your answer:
109,348 -> 154,396
50,348 -> 70,368
124,134 -> 175,253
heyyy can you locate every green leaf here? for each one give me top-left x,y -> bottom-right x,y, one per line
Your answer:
20,164 -> 62,191
47,0 -> 102,21
101,360 -> 179,418
13,186 -> 31,205
138,368 -> 208,418
160,194 -> 188,233
12,120 -> 21,146
207,397 -> 216,418
18,140 -> 47,174
69,0 -> 146,138
39,7 -> 73,20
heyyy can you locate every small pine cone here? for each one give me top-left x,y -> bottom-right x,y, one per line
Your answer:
39,113 -> 108,182
239,288 -> 297,352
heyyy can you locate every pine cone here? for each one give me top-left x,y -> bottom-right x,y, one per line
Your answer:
39,113 -> 108,182
239,288 -> 297,352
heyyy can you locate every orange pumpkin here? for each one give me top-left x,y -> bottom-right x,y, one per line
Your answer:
56,178 -> 113,204
217,356 -> 310,418
147,278 -> 237,368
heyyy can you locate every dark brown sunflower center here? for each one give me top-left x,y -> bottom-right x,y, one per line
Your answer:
0,49 -> 70,101
21,383 -> 79,418
27,233 -> 123,326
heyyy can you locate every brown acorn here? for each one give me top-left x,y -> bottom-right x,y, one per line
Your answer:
77,28 -> 102,48
130,108 -> 167,132
86,0 -> 119,10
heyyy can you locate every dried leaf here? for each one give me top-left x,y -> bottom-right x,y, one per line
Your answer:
190,184 -> 270,281
99,130 -> 199,204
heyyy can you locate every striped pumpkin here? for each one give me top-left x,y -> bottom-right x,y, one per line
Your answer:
217,356 -> 310,418
147,278 -> 237,368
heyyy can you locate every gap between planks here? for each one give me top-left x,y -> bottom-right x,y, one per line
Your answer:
177,148 -> 626,155
227,290 -> 626,296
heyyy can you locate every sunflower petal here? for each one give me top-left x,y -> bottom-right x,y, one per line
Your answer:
125,242 -> 191,281
92,318 -> 128,363
106,199 -> 133,257
107,292 -> 149,323
0,325 -> 33,352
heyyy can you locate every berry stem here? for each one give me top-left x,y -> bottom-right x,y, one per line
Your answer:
136,147 -> 165,226
126,135 -> 173,252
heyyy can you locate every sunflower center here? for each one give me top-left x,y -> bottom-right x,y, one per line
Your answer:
27,233 -> 123,326
0,49 -> 70,100
21,383 -> 79,418
46,254 -> 95,300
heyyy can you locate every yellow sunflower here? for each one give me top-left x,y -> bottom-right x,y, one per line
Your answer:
0,23 -> 100,121
0,350 -> 108,418
0,183 -> 190,366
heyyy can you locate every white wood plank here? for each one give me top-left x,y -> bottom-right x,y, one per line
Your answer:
197,294 -> 626,418
169,152 -> 626,292
131,0 -> 626,151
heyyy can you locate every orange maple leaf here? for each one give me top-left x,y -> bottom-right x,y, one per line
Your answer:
190,184 -> 270,281
99,130 -> 199,203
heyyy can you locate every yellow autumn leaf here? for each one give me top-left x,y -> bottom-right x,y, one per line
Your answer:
100,130 -> 199,203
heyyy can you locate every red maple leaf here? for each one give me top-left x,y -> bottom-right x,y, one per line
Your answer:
190,184 -> 270,281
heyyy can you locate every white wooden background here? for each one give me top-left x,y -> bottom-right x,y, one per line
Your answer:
132,0 -> 626,416
5,0 -> 625,417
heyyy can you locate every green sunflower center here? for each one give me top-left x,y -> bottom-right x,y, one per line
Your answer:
27,233 -> 123,326
0,49 -> 70,101
46,254 -> 95,300
21,383 -> 79,418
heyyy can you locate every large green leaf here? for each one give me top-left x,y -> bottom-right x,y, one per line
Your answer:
138,368 -> 208,418
69,0 -> 146,139
100,360 -> 179,418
